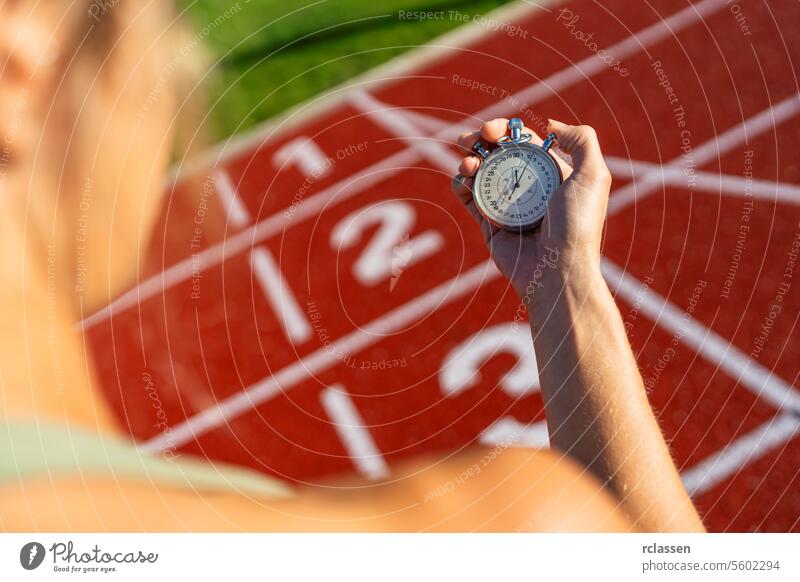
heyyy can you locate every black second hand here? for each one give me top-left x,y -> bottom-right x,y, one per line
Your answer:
508,151 -> 535,201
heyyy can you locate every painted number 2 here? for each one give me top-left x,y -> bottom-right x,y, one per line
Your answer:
331,201 -> 444,287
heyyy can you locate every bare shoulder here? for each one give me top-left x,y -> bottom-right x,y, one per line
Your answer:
373,445 -> 635,532
0,447 -> 633,532
228,445 -> 634,532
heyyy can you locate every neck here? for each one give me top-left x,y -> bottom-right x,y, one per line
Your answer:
0,177 -> 117,434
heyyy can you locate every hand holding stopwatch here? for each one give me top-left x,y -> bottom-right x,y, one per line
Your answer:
471,118 -> 562,231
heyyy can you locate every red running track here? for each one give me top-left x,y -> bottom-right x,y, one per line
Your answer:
83,0 -> 800,531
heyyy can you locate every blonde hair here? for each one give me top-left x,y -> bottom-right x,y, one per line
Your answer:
74,2 -> 208,160
33,2 -> 209,309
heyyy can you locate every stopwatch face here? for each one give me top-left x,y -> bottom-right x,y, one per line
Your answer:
473,143 -> 562,231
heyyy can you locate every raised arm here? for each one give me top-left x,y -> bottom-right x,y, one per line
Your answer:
452,119 -> 705,532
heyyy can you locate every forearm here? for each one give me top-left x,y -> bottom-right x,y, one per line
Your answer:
452,118 -> 704,531
531,260 -> 705,532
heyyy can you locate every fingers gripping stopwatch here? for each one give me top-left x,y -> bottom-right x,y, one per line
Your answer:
472,118 -> 562,231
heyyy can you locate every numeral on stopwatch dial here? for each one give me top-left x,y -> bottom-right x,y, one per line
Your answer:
474,143 -> 559,231
471,118 -> 562,231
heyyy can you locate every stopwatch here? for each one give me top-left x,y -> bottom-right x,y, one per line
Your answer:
471,117 -> 563,231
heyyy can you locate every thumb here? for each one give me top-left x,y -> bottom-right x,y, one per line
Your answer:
547,119 -> 610,185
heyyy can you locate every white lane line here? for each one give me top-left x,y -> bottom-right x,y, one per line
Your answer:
480,418 -> 550,449
79,145 -> 421,330
271,136 -> 333,181
250,247 -> 312,344
320,385 -> 390,480
397,108 -> 451,134
608,92 -> 800,216
139,259 -> 501,453
681,413 -> 800,497
350,91 -> 460,172
601,258 -> 800,413
80,0 -> 722,330
605,156 -> 800,204
468,0 -> 731,129
214,169 -> 251,228
168,1 -> 558,182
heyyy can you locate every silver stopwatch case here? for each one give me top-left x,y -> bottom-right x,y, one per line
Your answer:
472,118 -> 563,232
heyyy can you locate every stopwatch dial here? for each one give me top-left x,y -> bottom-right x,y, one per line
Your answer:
474,144 -> 560,230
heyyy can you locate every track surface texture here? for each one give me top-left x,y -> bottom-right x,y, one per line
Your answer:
84,0 -> 800,532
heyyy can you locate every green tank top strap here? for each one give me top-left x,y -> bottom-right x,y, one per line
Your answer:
0,421 -> 293,499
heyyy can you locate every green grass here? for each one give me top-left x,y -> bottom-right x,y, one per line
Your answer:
178,0 -> 514,138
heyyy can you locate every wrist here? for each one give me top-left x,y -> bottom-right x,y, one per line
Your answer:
526,252 -> 604,325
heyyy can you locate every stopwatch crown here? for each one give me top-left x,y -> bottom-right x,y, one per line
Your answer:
498,118 -> 532,146
508,117 -> 523,142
